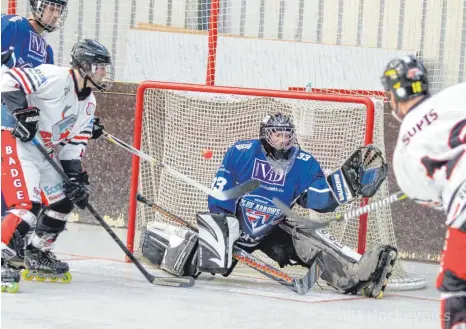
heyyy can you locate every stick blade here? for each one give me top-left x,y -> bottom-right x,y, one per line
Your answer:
273,198 -> 328,230
210,179 -> 260,201
152,276 -> 195,288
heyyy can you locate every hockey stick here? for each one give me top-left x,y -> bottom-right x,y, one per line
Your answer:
102,131 -> 259,201
31,138 -> 194,288
273,191 -> 408,230
136,193 -> 318,295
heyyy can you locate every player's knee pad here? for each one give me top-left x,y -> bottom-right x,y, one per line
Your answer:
142,222 -> 199,277
1,202 -> 41,244
197,212 -> 240,275
34,199 -> 72,237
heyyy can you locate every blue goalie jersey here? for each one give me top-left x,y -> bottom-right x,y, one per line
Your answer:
208,139 -> 339,246
1,15 -> 54,69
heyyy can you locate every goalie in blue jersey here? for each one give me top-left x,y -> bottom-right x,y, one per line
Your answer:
143,113 -> 398,298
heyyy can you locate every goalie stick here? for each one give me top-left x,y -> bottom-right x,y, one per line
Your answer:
102,131 -> 260,201
31,138 -> 194,288
136,193 -> 318,295
273,191 -> 408,230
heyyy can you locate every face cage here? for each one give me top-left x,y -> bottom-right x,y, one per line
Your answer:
81,62 -> 115,91
263,127 -> 296,151
32,0 -> 68,33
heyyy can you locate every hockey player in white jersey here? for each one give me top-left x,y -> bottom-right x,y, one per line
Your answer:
1,39 -> 114,286
381,55 -> 466,329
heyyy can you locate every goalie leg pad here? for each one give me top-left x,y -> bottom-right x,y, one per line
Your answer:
196,212 -> 240,274
292,227 -> 397,294
142,222 -> 198,277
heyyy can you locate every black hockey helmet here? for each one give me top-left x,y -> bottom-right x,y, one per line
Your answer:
30,0 -> 68,33
381,55 -> 429,102
70,39 -> 114,91
259,113 -> 297,160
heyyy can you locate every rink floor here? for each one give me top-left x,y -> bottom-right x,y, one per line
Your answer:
1,223 -> 441,329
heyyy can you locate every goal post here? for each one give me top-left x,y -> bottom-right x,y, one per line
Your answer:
127,81 -> 426,291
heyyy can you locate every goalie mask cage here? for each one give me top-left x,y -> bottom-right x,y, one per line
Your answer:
127,81 -> 426,291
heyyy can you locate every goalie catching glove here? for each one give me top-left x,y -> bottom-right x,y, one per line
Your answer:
327,145 -> 388,204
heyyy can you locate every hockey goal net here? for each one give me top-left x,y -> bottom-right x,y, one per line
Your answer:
127,81 -> 426,291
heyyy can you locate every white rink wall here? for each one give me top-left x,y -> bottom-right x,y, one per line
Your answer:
2,0 -> 465,91
123,29 -> 413,90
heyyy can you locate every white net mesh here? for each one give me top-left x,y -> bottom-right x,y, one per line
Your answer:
132,86 -> 426,290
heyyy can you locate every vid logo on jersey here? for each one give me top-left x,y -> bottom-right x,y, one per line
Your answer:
252,159 -> 286,186
239,195 -> 282,235
29,31 -> 47,59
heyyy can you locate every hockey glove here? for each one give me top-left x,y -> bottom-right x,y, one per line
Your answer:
12,107 -> 40,142
61,160 -> 90,210
327,145 -> 388,204
91,117 -> 104,140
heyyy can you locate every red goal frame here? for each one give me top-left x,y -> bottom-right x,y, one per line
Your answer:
126,81 -> 375,260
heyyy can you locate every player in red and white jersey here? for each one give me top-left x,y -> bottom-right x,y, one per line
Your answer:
381,55 -> 466,329
0,39 -> 113,283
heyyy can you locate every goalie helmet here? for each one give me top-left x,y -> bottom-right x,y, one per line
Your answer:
259,112 -> 297,161
380,55 -> 429,121
30,0 -> 68,33
70,39 -> 114,91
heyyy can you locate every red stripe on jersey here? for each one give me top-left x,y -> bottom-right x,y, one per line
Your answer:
11,68 -> 32,94
71,136 -> 91,141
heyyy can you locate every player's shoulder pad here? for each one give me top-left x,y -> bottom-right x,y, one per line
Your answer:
231,139 -> 260,152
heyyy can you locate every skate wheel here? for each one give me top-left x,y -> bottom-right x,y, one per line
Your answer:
36,274 -> 47,282
49,276 -> 59,282
375,291 -> 384,299
21,270 -> 34,281
60,272 -> 72,283
389,250 -> 397,260
6,283 -> 19,293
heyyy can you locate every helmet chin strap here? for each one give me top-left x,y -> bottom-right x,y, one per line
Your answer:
391,99 -> 406,123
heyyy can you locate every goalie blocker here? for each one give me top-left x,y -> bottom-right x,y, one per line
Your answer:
141,213 -> 239,277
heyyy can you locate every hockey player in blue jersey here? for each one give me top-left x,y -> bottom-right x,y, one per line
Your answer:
143,113 -> 398,298
1,0 -> 68,70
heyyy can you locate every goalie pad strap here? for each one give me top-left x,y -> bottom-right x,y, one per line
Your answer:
196,212 -> 240,274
